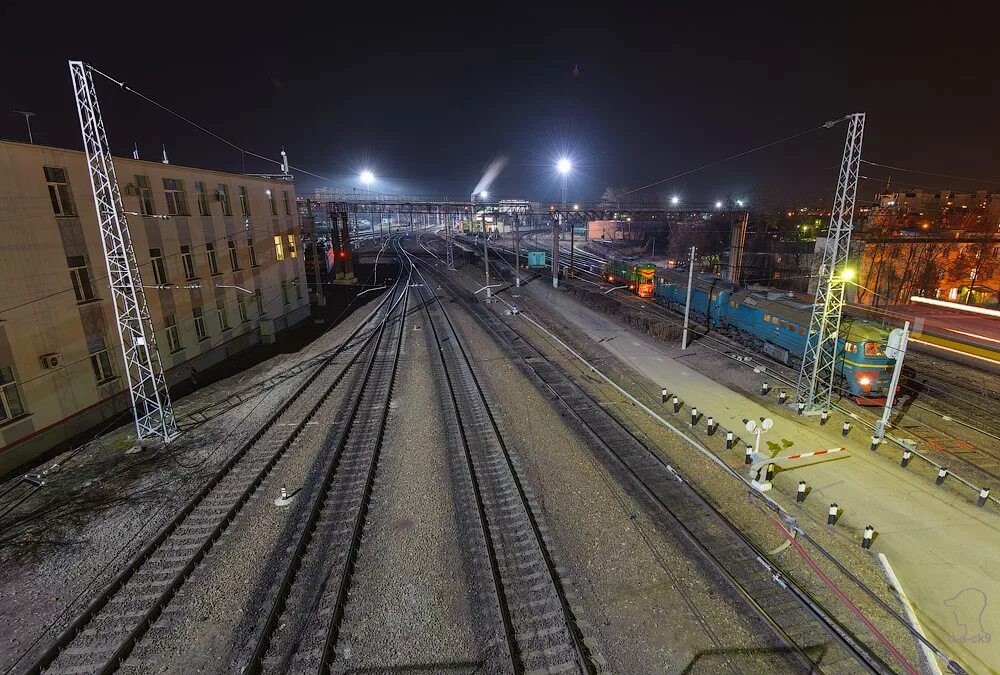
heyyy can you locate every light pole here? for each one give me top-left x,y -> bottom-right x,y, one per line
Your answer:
479,190 -> 492,298
13,111 -> 35,144
557,158 -> 572,277
681,246 -> 696,349
360,170 -> 375,239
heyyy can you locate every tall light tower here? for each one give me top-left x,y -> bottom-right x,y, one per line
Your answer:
557,158 -> 572,278
795,113 -> 866,414
68,61 -> 177,442
360,170 -> 375,238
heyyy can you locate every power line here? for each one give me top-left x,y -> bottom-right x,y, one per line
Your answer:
88,66 -> 350,189
617,119 -> 838,198
861,160 -> 1000,187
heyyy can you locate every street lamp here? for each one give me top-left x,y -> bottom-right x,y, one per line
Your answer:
480,190 -> 489,199
736,199 -> 745,207
360,170 -> 376,237
670,196 -> 680,205
715,201 -> 723,209
556,157 -> 574,280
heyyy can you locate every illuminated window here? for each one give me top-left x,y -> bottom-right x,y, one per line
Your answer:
67,256 -> 96,303
274,235 -> 285,261
772,316 -> 779,325
218,184 -> 233,216
287,233 -> 297,258
0,366 -> 26,422
798,327 -> 806,335
763,313 -> 770,322
780,320 -> 787,328
864,342 -> 884,357
844,342 -> 858,354
44,166 -> 76,216
711,293 -> 717,301
135,175 -> 155,215
787,323 -> 795,331
163,178 -> 189,216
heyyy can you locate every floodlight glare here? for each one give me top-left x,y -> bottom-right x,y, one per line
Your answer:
360,170 -> 375,185
557,158 -> 572,174
670,196 -> 680,205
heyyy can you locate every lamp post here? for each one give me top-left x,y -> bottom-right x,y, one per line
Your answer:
479,190 -> 492,298
557,158 -> 572,277
13,110 -> 35,144
360,170 -> 375,238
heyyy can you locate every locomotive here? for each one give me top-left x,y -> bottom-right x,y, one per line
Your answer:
605,260 -> 895,404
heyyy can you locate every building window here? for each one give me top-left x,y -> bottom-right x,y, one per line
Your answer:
181,245 -> 197,279
295,278 -> 302,301
282,190 -> 291,216
217,297 -> 231,331
287,233 -> 297,258
281,280 -> 290,305
266,189 -> 277,216
228,240 -> 240,270
0,366 -> 26,422
90,347 -> 115,384
193,307 -> 208,341
238,186 -> 251,216
163,178 -> 189,216
274,235 -> 285,261
67,256 -> 96,303
248,238 -> 259,267
218,184 -> 233,216
254,288 -> 264,316
237,294 -> 249,323
44,166 -> 76,216
150,248 -> 168,285
206,243 -> 221,275
763,313 -> 770,322
194,181 -> 211,216
165,314 -> 182,352
136,175 -> 155,215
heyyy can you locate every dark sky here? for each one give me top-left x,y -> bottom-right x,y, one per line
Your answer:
2,3 -> 998,206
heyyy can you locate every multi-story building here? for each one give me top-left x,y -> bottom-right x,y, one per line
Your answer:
0,140 -> 311,472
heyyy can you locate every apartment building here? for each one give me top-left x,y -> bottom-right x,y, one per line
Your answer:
0,140 -> 311,472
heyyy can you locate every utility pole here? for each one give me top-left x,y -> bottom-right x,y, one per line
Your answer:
445,209 -> 455,269
69,61 -> 177,443
514,213 -> 522,287
875,321 -> 909,441
681,246 -> 696,349
551,217 -> 561,288
796,113 -> 866,414
484,202 -> 491,299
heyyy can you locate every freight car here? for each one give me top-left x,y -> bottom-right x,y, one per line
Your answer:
609,262 -> 895,404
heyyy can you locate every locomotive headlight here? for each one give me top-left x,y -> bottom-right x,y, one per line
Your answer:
858,376 -> 872,386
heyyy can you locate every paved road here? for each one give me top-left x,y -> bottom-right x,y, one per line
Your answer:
520,280 -> 1000,674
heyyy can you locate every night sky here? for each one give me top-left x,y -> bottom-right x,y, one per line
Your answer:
2,3 -> 997,206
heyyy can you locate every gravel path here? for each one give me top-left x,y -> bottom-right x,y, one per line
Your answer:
331,302 -> 485,673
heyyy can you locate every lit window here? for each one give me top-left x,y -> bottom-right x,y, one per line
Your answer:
287,233 -> 297,258
864,342 -> 884,357
282,190 -> 291,216
780,320 -> 787,328
165,313 -> 182,352
238,185 -> 251,216
0,366 -> 26,422
798,327 -> 806,335
67,256 -> 96,303
217,298 -> 231,331
772,316 -> 779,325
274,235 -> 285,261
181,245 -> 197,279
206,243 -> 221,275
193,307 -> 208,341
150,248 -> 168,285
763,313 -> 770,322
248,238 -> 259,267
844,342 -> 858,354
44,167 -> 76,216
228,241 -> 240,271
163,178 -> 189,216
194,181 -> 211,216
135,175 -> 155,215
218,184 -> 233,216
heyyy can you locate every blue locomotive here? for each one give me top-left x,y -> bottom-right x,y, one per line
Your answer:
610,262 -> 895,405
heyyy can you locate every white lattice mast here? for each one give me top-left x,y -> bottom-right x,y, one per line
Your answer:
795,112 -> 866,414
69,61 -> 178,442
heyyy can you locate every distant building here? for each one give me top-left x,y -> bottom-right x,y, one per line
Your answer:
0,141 -> 311,471
874,188 -> 1000,225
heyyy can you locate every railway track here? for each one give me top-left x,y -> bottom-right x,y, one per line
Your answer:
407,246 -> 598,673
247,239 -> 411,673
415,247 -> 896,674
22,266 -> 408,675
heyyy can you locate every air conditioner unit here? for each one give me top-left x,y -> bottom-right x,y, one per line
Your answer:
40,353 -> 63,369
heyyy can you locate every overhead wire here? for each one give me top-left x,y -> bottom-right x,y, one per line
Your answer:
861,160 -> 1000,187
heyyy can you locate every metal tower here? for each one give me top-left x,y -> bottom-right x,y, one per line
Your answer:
445,212 -> 455,269
69,61 -> 178,442
795,113 -> 866,413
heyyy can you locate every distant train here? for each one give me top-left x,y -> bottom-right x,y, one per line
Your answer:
605,260 -> 895,405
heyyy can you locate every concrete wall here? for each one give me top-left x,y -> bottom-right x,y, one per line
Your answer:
0,141 -> 311,472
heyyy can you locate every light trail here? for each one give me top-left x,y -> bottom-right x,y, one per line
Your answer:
910,296 -> 1000,319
